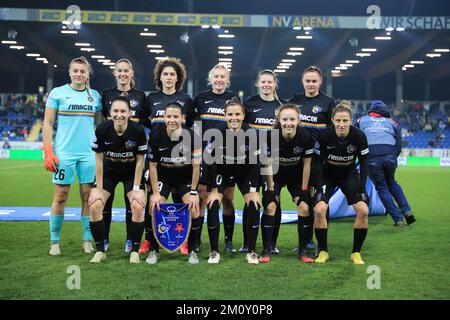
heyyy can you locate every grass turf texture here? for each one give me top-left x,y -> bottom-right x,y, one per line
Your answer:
0,159 -> 449,300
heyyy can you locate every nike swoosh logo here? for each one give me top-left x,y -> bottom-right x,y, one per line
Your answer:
205,100 -> 213,104
326,146 -> 336,149
154,102 -> 162,105
253,109 -> 262,113
159,147 -> 168,151
105,141 -> 113,145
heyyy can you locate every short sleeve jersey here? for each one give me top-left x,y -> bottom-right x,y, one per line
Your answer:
244,95 -> 284,130
46,84 -> 102,156
101,87 -> 149,124
147,124 -> 201,181
194,90 -> 238,132
315,125 -> 369,179
92,120 -> 147,177
288,91 -> 334,140
146,91 -> 195,128
267,127 -> 315,178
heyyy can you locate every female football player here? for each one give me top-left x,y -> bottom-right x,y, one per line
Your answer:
194,64 -> 239,253
205,97 -> 262,264
101,58 -> 149,253
261,104 -> 315,263
313,101 -> 369,265
147,102 -> 201,264
244,69 -> 284,255
43,56 -> 102,256
88,96 -> 147,264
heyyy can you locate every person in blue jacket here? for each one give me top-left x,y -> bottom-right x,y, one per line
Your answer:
356,101 -> 416,227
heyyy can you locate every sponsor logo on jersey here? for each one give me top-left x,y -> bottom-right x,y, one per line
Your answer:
155,110 -> 165,116
153,101 -> 162,105
255,118 -> 274,125
301,114 -> 318,122
176,100 -> 185,106
160,156 -> 188,164
106,151 -> 134,158
328,154 -> 354,162
347,144 -> 357,153
68,104 -> 94,111
207,107 -> 225,115
312,105 -> 322,114
253,108 -> 262,113
205,100 -> 213,104
125,140 -> 137,150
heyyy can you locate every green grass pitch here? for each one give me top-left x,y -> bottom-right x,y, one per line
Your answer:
0,159 -> 449,299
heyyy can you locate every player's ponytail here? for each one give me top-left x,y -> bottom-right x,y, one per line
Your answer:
332,100 -> 353,119
273,104 -> 301,129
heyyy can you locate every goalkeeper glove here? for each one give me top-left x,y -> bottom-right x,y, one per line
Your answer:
44,144 -> 59,172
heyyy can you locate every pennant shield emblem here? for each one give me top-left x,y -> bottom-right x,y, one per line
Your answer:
152,203 -> 191,253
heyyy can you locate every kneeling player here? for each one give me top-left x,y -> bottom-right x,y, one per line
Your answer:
313,100 -> 369,265
262,104 -> 315,263
147,102 -> 201,264
88,97 -> 147,264
206,97 -> 262,265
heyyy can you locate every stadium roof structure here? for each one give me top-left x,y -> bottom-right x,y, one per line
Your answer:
1,0 -> 450,100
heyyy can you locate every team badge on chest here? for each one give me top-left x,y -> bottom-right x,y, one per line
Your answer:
347,144 -> 356,153
125,140 -> 136,150
312,105 -> 322,114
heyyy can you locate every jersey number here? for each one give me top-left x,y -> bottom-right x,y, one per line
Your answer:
54,169 -> 66,181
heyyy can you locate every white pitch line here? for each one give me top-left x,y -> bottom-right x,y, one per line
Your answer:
0,163 -> 42,171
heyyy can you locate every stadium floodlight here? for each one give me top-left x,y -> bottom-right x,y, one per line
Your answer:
340,64 -> 353,67
36,57 -> 46,61
277,65 -> 290,69
91,55 -> 105,59
147,44 -> 163,48
331,70 -> 341,73
1,40 -> 17,44
218,34 -> 234,38
140,32 -> 157,36
218,46 -> 233,50
434,49 -> 449,53
346,60 -> 360,63
80,48 -> 95,52
103,62 -> 115,66
109,66 -> 115,69
396,27 -> 405,31
402,67 -> 407,71
375,36 -> 391,40
201,25 -> 210,29
386,32 -> 391,36
385,27 -> 394,31
426,53 -> 441,58
303,26 -> 313,31
335,66 -> 348,70
404,64 -> 414,68
43,60 -> 48,64
356,53 -> 371,57
289,47 -> 305,51
150,49 -> 165,53
75,43 -> 90,46
219,58 -> 232,62
296,35 -> 313,39
410,61 -> 424,64
361,48 -> 377,52
279,63 -> 292,66
26,53 -> 40,57
293,26 -> 301,30
10,45 -> 24,50
155,56 -> 169,60
61,30 -> 77,34
274,69 -> 286,73
218,50 -> 233,55
287,52 -> 302,56
282,59 -> 296,63
212,25 -> 220,29
54,64 -> 57,68
97,59 -> 111,63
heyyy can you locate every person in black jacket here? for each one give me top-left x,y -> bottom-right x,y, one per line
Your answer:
313,100 -> 369,265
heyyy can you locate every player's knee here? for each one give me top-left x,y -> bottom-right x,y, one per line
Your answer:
131,211 -> 144,223
266,202 -> 277,215
298,202 -> 309,215
209,200 -> 220,212
356,203 -> 369,218
54,189 -> 69,205
131,201 -> 144,215
314,203 -> 327,220
222,196 -> 234,210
